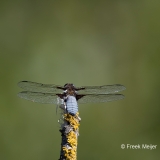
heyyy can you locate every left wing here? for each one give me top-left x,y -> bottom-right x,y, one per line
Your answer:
18,91 -> 59,104
18,81 -> 63,93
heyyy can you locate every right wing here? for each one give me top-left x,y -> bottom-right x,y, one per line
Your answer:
78,94 -> 125,104
77,84 -> 126,94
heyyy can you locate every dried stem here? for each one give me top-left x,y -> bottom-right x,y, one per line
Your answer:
59,113 -> 80,160
58,98 -> 81,160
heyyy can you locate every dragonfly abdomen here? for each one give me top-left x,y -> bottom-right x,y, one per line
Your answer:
66,96 -> 78,115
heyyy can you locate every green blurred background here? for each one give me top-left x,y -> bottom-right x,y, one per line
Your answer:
0,1 -> 160,160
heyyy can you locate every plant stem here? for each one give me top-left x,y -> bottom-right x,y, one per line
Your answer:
59,112 -> 81,160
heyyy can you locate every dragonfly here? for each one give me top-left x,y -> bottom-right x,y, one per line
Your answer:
17,81 -> 126,115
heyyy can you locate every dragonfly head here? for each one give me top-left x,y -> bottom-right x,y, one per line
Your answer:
64,83 -> 75,87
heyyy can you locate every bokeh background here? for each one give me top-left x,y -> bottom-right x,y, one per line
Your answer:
0,1 -> 160,160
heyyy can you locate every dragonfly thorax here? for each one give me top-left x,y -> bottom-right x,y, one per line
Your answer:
63,83 -> 77,96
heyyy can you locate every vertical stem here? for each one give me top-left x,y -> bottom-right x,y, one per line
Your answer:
59,113 -> 81,160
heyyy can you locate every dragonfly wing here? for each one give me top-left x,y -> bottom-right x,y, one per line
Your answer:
78,94 -> 125,104
77,84 -> 126,94
18,91 -> 59,104
18,81 -> 63,93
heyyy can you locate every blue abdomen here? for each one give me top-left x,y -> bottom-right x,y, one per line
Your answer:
66,96 -> 78,114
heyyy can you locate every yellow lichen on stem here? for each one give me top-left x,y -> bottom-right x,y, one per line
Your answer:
61,112 -> 80,160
